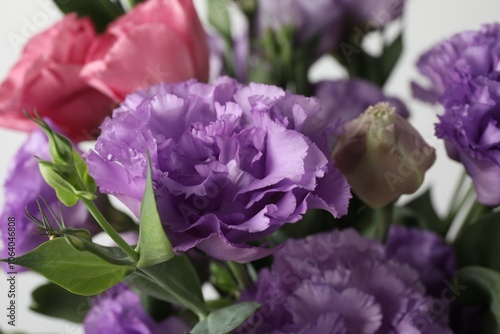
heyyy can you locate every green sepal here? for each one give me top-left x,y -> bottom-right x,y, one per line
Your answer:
2,238 -> 135,296
37,159 -> 80,206
73,149 -> 97,194
191,302 -> 260,334
31,115 -> 97,205
135,155 -> 174,268
63,228 -> 134,266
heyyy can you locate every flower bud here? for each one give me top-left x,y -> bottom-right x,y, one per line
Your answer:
332,102 -> 435,208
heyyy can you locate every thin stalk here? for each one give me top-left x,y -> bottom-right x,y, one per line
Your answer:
82,198 -> 139,263
374,204 -> 393,242
444,171 -> 468,223
228,261 -> 251,291
463,200 -> 489,228
444,183 -> 474,230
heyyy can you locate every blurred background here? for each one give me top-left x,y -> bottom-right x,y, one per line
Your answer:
1,0 -> 500,332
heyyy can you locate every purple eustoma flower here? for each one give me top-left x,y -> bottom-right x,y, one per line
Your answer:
314,78 -> 409,138
0,128 -> 99,272
386,225 -> 456,297
413,24 -> 500,205
257,0 -> 343,56
256,0 -> 406,57
240,228 -> 453,334
87,77 -> 350,262
84,284 -> 189,334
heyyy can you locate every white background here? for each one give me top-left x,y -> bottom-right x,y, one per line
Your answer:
1,1 -> 500,333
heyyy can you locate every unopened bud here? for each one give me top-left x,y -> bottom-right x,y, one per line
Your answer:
332,102 -> 435,208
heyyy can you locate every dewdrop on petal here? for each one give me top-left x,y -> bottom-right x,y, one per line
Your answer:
332,102 -> 436,208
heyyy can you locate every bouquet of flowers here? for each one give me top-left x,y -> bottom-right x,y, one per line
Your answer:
1,0 -> 500,333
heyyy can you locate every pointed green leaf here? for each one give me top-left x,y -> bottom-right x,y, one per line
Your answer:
30,282 -> 90,323
52,0 -> 125,32
208,0 -> 231,39
454,212 -> 500,272
394,189 -> 447,235
191,302 -> 260,334
3,238 -> 135,295
209,262 -> 238,294
126,255 -> 206,317
135,156 -> 174,268
455,267 -> 500,333
380,33 -> 403,86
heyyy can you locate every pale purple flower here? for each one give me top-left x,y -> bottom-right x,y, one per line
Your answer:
257,0 -> 343,56
412,24 -> 500,104
413,24 -> 500,205
87,77 -> 351,262
386,225 -> 456,297
256,0 -> 405,56
338,0 -> 405,27
314,79 -> 409,136
0,128 -> 98,272
240,228 -> 453,334
304,79 -> 410,160
84,284 -> 189,334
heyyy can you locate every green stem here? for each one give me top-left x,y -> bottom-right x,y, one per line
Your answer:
227,262 -> 251,291
444,183 -> 474,231
140,267 -> 209,319
445,171 -> 468,221
374,204 -> 393,242
463,200 -> 489,227
82,199 -> 139,263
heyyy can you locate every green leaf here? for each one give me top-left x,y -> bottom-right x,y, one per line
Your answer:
334,32 -> 403,87
126,255 -> 206,317
30,282 -> 90,323
209,262 -> 238,294
454,212 -> 500,272
208,0 -> 231,39
52,0 -> 125,32
135,156 -> 174,268
191,302 -> 260,334
4,238 -> 135,295
455,267 -> 500,333
380,33 -> 403,86
392,190 -> 449,238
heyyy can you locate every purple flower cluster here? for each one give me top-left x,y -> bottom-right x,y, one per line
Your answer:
0,129 -> 98,271
87,77 -> 350,262
240,227 -> 454,334
84,284 -> 189,334
413,24 -> 500,205
257,0 -> 405,55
